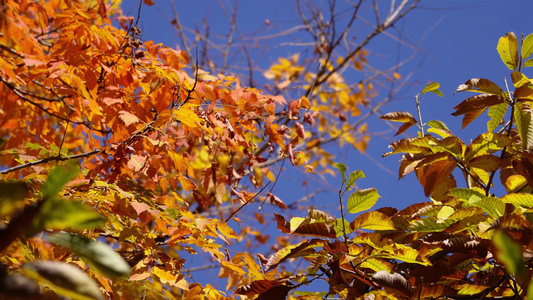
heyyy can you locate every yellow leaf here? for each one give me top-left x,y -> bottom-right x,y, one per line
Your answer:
173,104 -> 203,128
178,173 -> 196,191
217,222 -> 239,240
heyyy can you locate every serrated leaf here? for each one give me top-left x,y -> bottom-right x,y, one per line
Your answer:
427,120 -> 450,131
48,233 -> 130,279
469,197 -> 505,218
421,82 -> 443,97
23,261 -> 104,300
350,211 -> 394,230
468,155 -> 501,172
383,138 -> 430,157
335,218 -> 352,237
511,71 -> 531,88
41,162 -> 80,201
372,271 -> 412,297
525,58 -> 533,67
346,170 -> 365,190
504,175 -> 528,193
456,284 -> 489,295
380,111 -> 416,123
452,94 -> 505,117
487,102 -> 508,132
497,32 -> 519,70
464,133 -> 512,161
409,217 -> 456,232
522,33 -> 533,59
501,193 -> 533,208
347,188 -> 380,214
333,163 -> 347,186
455,78 -> 505,96
514,102 -> 533,150
448,188 -> 485,200
493,230 -> 525,276
515,85 -> 533,100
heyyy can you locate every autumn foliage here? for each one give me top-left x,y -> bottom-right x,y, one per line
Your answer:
2,0 -> 533,299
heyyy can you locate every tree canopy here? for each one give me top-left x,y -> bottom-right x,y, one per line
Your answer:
1,0 -> 533,299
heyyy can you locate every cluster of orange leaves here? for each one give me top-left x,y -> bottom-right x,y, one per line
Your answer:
0,0 -> 319,298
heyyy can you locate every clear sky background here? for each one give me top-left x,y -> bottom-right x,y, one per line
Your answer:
121,0 -> 533,291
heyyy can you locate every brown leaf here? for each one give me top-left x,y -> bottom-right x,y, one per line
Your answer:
452,94 -> 505,117
455,78 -> 505,96
380,111 -> 416,123
235,280 -> 281,295
371,270 -> 412,297
267,193 -> 287,209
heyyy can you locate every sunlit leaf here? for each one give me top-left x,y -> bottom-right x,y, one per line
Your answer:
455,284 -> 489,295
426,120 -> 450,132
48,232 -> 131,278
511,71 -> 531,88
380,111 -> 416,123
455,78 -> 505,96
487,102 -> 508,132
452,94 -> 505,117
497,31 -> 519,70
468,197 -> 505,218
421,82 -> 443,97
525,58 -> 533,67
333,163 -> 347,186
514,102 -> 533,150
501,193 -> 533,208
22,261 -> 104,300
493,230 -> 525,276
383,138 -> 430,157
350,211 -> 394,230
464,133 -> 512,161
347,188 -> 380,214
521,33 -> 533,59
346,170 -> 365,190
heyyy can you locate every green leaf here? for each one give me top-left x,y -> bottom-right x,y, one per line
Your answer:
333,163 -> 347,187
469,197 -> 505,219
501,193 -> 533,208
421,82 -> 443,97
22,261 -> 104,300
34,199 -> 105,231
493,230 -> 525,276
448,188 -> 485,200
408,217 -> 456,232
513,102 -> 533,150
525,58 -> 533,67
48,232 -> 131,279
464,133 -> 512,161
346,170 -> 365,191
347,188 -> 380,214
426,120 -> 450,132
0,182 -> 29,219
487,102 -> 508,132
335,218 -> 352,237
41,162 -> 80,201
497,31 -> 519,70
521,33 -> 533,59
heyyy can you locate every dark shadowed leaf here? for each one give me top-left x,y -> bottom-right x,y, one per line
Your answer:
372,270 -> 412,297
48,232 -> 131,279
22,261 -> 104,300
235,279 -> 281,295
497,32 -> 519,70
515,85 -> 533,100
0,182 -> 29,219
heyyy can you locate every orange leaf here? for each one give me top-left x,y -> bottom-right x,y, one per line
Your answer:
119,111 -> 140,126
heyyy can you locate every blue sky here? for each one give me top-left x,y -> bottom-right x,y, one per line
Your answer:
121,0 -> 533,292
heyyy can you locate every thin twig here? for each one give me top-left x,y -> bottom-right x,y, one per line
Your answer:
225,182 -> 271,222
0,150 -> 101,175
